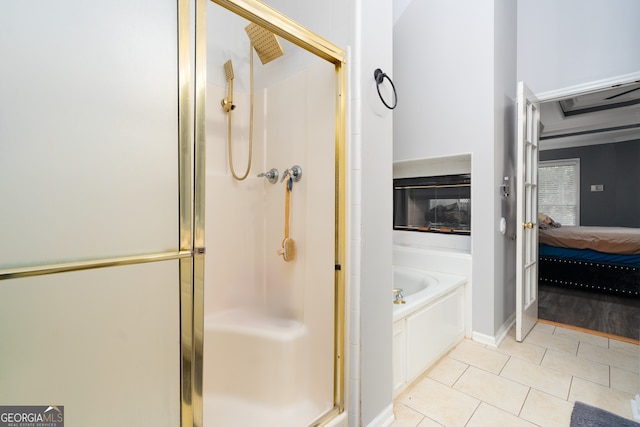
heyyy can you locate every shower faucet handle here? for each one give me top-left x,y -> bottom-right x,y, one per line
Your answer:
281,165 -> 302,183
257,168 -> 279,184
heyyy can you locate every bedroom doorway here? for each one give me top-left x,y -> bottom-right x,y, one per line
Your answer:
533,74 -> 640,341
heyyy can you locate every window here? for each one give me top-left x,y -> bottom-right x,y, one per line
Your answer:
538,159 -> 580,226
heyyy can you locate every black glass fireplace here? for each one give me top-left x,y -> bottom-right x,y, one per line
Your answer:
393,174 -> 471,234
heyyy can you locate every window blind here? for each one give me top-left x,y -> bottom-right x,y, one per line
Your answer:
538,159 -> 580,226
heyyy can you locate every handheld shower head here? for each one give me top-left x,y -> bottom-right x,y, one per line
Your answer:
221,59 -> 235,112
223,60 -> 234,81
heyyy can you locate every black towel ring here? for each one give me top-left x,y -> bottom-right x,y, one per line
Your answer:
374,68 -> 397,110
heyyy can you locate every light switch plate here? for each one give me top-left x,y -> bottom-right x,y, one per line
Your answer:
590,184 -> 604,192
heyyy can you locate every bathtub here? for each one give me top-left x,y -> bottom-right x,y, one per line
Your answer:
203,309 -> 324,427
392,266 -> 466,396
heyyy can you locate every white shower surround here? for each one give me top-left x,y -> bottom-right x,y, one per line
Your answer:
203,22 -> 338,424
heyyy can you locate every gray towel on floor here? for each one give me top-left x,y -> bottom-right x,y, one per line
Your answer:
570,401 -> 640,427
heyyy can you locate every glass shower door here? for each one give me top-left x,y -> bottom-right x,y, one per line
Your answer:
0,1 -> 192,425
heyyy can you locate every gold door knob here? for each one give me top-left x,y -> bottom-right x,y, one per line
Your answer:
522,222 -> 534,229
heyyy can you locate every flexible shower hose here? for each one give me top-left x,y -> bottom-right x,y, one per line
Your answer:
227,43 -> 255,181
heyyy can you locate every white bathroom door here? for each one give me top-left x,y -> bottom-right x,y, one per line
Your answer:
515,82 -> 540,342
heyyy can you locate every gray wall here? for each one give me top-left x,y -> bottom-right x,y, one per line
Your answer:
540,140 -> 640,227
517,0 -> 640,95
394,0 -> 517,339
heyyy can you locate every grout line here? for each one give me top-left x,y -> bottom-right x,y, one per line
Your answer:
566,375 -> 574,401
517,387 -> 532,418
462,400 -> 482,427
538,318 -> 640,345
450,363 -> 471,388
540,348 -> 548,366
497,355 -> 510,376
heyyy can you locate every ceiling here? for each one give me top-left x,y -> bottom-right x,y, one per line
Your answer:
539,81 -> 640,150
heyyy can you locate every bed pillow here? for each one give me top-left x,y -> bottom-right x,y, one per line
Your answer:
538,213 -> 561,229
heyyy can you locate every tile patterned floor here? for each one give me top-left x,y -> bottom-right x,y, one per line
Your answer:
392,322 -> 640,427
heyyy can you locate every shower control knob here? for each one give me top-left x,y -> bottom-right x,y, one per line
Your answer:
257,168 -> 278,184
281,165 -> 302,183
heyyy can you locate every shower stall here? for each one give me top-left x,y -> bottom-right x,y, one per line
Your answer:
0,1 -> 345,426
203,1 -> 346,426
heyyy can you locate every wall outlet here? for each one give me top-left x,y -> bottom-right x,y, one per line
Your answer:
590,184 -> 604,192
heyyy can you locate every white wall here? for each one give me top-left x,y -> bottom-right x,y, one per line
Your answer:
358,0 -> 395,424
517,0 -> 640,95
394,0 -> 517,339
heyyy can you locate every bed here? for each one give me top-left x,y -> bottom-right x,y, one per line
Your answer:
538,226 -> 640,297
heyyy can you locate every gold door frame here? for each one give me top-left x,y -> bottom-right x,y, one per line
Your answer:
197,1 -> 347,426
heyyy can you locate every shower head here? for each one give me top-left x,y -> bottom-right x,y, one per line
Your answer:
244,23 -> 284,65
221,59 -> 235,112
223,60 -> 234,81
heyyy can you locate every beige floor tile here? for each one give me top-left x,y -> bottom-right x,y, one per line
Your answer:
500,357 -> 572,399
552,326 -> 608,348
453,366 -> 529,415
519,389 -> 574,427
398,377 -> 479,427
391,402 -> 424,427
609,339 -> 640,358
426,356 -> 468,387
569,377 -> 635,420
532,322 -> 556,335
465,402 -> 537,427
542,349 -> 610,386
524,330 -> 579,355
495,334 -> 547,365
447,340 -> 509,374
578,342 -> 639,373
610,367 -> 640,395
393,326 -> 638,427
416,416 -> 444,426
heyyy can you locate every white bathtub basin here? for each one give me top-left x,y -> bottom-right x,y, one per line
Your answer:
392,267 -> 466,323
391,266 -> 467,396
393,266 -> 438,297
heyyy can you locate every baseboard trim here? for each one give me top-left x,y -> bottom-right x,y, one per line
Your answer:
366,403 -> 394,427
471,331 -> 496,346
471,313 -> 515,348
494,313 -> 516,347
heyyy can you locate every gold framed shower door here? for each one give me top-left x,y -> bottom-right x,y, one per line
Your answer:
201,1 -> 347,426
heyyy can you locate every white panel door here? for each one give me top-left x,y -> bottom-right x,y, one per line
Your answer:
515,82 -> 540,342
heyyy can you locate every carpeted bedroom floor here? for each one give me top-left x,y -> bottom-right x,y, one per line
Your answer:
538,283 -> 640,340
